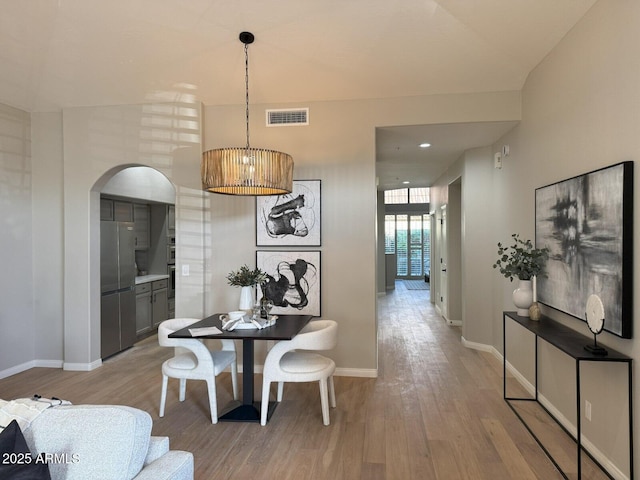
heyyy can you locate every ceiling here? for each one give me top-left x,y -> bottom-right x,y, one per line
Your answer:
0,0 -> 597,189
376,121 -> 519,190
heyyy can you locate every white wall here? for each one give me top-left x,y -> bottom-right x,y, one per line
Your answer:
0,104 -> 34,373
32,112 -> 64,365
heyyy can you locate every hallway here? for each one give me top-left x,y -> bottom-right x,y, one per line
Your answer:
381,280 -> 612,479
377,281 -> 560,479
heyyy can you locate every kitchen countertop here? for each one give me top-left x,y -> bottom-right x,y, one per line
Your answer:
135,274 -> 169,285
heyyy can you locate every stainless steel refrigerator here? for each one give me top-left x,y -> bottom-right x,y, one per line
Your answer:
101,221 -> 136,358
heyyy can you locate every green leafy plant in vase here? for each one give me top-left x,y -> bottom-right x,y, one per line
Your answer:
493,234 -> 549,317
227,265 -> 267,312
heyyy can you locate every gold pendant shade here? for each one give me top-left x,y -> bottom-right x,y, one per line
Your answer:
201,31 -> 294,196
201,147 -> 293,196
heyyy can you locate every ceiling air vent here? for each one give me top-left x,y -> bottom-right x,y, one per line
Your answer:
266,108 -> 309,127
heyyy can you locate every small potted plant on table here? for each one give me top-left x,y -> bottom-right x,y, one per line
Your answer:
493,234 -> 549,317
227,265 -> 267,312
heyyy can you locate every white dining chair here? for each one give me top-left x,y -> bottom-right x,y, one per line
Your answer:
158,318 -> 238,424
260,319 -> 338,426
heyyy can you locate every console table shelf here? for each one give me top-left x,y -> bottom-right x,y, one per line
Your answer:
503,311 -> 633,480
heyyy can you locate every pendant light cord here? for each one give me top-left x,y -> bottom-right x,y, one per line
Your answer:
244,42 -> 250,151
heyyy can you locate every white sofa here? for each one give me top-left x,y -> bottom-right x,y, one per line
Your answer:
22,404 -> 193,480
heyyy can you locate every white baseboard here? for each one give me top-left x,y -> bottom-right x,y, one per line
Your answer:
63,359 -> 102,371
461,337 -> 499,355
462,338 -> 628,480
0,359 -> 64,380
0,361 -> 37,380
435,307 -> 461,326
34,359 -> 64,369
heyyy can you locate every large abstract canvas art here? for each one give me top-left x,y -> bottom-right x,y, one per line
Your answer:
256,180 -> 321,246
535,161 -> 633,338
256,250 -> 321,316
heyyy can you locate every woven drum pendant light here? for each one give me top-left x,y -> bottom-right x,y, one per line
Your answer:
201,32 -> 293,196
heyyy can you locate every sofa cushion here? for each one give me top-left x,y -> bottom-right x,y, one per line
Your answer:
23,405 -> 152,480
134,450 -> 194,480
144,436 -> 169,466
0,419 -> 51,480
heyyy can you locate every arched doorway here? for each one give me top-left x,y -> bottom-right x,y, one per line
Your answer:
94,165 -> 176,359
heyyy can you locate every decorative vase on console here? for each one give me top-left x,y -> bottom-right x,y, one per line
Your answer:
226,265 -> 267,314
493,233 -> 549,318
512,280 -> 533,317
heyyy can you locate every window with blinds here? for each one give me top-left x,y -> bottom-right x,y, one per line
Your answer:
384,187 -> 430,204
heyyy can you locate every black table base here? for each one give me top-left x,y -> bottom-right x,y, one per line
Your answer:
218,400 -> 278,423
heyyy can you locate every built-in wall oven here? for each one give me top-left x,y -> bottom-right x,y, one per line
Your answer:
167,235 -> 176,318
168,264 -> 175,298
167,235 -> 176,265
167,264 -> 175,318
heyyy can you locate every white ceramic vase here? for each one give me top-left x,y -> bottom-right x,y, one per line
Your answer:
513,279 -> 533,317
513,280 -> 533,317
239,285 -> 255,312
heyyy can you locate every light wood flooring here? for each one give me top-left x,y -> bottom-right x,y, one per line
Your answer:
0,282 -> 608,479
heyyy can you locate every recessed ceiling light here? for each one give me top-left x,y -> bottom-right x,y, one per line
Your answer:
402,181 -> 410,184
419,143 -> 431,148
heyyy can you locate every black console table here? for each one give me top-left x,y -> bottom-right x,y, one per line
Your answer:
503,311 -> 633,480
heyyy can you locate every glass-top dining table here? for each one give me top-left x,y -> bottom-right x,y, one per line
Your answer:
169,313 -> 312,423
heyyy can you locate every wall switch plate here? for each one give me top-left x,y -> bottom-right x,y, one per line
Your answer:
182,265 -> 189,276
585,400 -> 592,421
494,152 -> 502,169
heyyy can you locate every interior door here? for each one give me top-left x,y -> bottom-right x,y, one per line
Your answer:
439,205 -> 448,318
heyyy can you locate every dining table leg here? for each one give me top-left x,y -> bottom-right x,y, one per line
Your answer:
218,339 -> 259,421
242,339 -> 254,406
218,339 -> 278,423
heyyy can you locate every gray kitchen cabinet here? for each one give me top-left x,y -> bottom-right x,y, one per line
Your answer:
100,198 -> 114,221
113,201 -> 133,222
133,203 -> 150,250
149,203 -> 175,274
135,283 -> 152,336
135,279 -> 169,336
151,279 -> 168,328
167,204 -> 175,235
